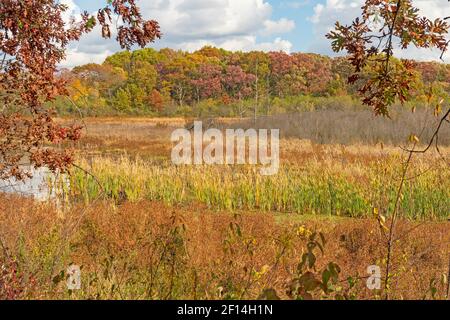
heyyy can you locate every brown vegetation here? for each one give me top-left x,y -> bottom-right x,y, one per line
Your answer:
0,194 -> 448,300
57,110 -> 450,161
1,115 -> 448,300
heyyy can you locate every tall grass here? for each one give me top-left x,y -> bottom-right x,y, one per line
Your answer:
69,156 -> 449,220
232,109 -> 450,146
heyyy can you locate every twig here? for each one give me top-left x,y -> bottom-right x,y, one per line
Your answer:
401,108 -> 450,155
71,163 -> 105,194
447,255 -> 450,300
384,141 -> 416,299
383,0 -> 402,77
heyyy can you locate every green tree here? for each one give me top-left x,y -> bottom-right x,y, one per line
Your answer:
113,87 -> 132,113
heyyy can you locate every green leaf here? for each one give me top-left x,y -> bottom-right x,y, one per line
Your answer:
322,270 -> 331,286
308,252 -> 316,269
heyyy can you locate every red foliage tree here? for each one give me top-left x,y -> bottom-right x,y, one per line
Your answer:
191,63 -> 223,102
268,51 -> 296,97
222,65 -> 256,101
148,89 -> 164,112
415,62 -> 445,83
293,53 -> 333,95
0,0 -> 160,180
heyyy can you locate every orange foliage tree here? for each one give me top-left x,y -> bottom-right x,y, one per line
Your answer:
0,0 -> 160,180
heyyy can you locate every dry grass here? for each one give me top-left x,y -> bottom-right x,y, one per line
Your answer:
0,194 -> 448,300
233,109 -> 450,145
56,112 -> 450,162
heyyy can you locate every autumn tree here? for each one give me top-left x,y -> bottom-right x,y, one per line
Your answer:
330,57 -> 357,95
415,61 -> 448,83
104,50 -> 133,71
195,46 -> 229,60
158,52 -> 196,107
268,51 -> 306,98
222,65 -> 256,117
191,63 -> 223,103
126,60 -> 158,110
293,53 -> 333,95
240,51 -> 270,119
147,89 -> 164,112
0,0 -> 160,180
326,0 -> 449,116
70,63 -> 127,108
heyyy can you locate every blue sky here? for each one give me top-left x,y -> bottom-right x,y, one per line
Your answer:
73,0 -> 318,51
265,1 -> 316,52
65,0 -> 449,68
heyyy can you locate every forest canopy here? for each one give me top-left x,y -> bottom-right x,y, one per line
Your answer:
56,46 -> 450,118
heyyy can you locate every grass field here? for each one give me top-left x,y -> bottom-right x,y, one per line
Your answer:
1,114 -> 449,300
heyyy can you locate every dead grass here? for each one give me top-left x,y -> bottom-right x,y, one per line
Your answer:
57,113 -> 450,164
0,194 -> 448,300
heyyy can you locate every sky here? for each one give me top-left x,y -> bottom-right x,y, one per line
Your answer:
63,0 -> 450,68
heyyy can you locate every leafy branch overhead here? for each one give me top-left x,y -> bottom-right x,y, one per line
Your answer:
0,0 -> 160,180
326,0 -> 449,116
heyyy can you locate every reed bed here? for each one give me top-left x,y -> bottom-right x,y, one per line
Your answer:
69,155 -> 449,220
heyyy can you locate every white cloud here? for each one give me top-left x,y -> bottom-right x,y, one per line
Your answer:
63,49 -> 114,69
160,36 -> 293,54
220,36 -> 293,52
61,0 -> 80,24
309,0 -> 450,62
139,0 -> 294,51
61,22 -> 122,68
140,0 -> 270,39
60,0 -> 295,67
414,0 -> 450,20
262,18 -> 296,36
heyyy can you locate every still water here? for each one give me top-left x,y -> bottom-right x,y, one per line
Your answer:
0,167 -> 60,201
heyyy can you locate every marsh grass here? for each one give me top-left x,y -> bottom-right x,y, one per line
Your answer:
69,152 -> 449,220
2,115 -> 449,300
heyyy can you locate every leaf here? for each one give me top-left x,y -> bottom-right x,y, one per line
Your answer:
322,269 -> 331,286
260,265 -> 270,275
258,288 -> 281,300
299,292 -> 313,300
373,207 -> 379,218
319,232 -> 326,247
434,104 -> 442,117
86,16 -> 96,29
408,134 -> 420,143
308,251 -> 316,269
52,270 -> 65,285
236,225 -> 242,237
299,272 -> 321,292
328,262 -> 341,283
298,253 -> 308,272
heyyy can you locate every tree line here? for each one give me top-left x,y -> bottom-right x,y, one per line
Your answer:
56,46 -> 450,117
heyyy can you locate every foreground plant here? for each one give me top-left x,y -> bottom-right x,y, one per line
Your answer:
326,0 -> 449,116
327,0 -> 450,300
